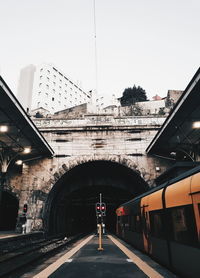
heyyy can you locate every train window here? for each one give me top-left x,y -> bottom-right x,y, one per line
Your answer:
135,215 -> 142,233
130,216 -> 135,231
170,205 -> 198,247
123,216 -> 129,229
129,215 -> 142,233
149,210 -> 165,238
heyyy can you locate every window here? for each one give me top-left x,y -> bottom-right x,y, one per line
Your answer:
169,205 -> 198,247
54,139 -> 69,142
47,70 -> 50,74
150,210 -> 165,238
40,68 -> 43,72
40,75 -> 42,80
39,83 -> 42,87
53,82 -> 56,86
130,215 -> 142,233
123,215 -> 129,230
52,97 -> 54,101
46,84 -> 49,89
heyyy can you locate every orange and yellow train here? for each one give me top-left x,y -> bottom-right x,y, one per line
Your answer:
116,165 -> 200,278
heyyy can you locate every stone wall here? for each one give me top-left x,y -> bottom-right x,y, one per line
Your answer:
6,115 -> 172,232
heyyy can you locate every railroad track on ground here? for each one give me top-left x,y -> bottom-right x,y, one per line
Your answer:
0,233 -> 83,277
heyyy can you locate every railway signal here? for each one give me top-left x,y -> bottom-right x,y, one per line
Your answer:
95,202 -> 106,216
96,194 -> 106,251
96,203 -> 101,215
101,203 -> 106,216
23,204 -> 28,213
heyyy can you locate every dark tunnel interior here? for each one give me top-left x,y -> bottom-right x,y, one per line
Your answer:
45,161 -> 148,235
0,191 -> 19,230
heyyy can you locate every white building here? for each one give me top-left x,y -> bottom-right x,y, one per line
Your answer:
17,63 -> 92,113
17,64 -> 36,113
136,99 -> 166,115
96,94 -> 120,112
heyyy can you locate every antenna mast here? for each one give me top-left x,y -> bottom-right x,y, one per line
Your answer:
93,0 -> 98,93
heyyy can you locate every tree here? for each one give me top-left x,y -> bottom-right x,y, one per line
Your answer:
120,85 -> 148,107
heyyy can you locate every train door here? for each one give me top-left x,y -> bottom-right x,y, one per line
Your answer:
141,196 -> 151,254
190,173 -> 200,242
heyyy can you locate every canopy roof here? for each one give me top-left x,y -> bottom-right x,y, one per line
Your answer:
146,68 -> 200,161
0,76 -> 54,162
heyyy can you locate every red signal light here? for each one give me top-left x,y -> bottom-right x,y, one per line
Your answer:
96,203 -> 101,214
23,204 -> 28,213
101,203 -> 106,215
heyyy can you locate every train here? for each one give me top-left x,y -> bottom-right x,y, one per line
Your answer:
116,165 -> 200,278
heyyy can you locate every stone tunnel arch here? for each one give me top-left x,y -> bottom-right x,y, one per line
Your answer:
44,156 -> 149,235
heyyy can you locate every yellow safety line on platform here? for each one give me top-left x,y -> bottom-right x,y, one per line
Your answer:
108,235 -> 164,278
33,235 -> 94,278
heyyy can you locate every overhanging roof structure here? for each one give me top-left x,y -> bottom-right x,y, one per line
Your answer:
146,67 -> 200,160
0,76 -> 54,162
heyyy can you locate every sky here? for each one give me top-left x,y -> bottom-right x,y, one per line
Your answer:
0,0 -> 199,100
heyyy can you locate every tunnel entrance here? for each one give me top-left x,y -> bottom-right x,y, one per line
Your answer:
0,191 -> 19,230
45,161 -> 148,235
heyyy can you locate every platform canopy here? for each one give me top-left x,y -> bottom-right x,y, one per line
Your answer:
146,68 -> 200,161
0,76 -> 54,165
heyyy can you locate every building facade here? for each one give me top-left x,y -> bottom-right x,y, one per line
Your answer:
17,63 -> 92,113
17,64 -> 36,113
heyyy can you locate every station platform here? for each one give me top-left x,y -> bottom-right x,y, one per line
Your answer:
33,234 -> 176,278
0,230 -> 20,239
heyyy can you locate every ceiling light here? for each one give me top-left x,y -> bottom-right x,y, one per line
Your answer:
193,121 -> 200,129
0,125 -> 8,132
16,160 -> 23,165
23,147 -> 31,154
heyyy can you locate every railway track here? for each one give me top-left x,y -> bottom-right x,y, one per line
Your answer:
0,233 -> 83,277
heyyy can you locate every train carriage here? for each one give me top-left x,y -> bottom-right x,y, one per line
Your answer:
116,166 -> 200,278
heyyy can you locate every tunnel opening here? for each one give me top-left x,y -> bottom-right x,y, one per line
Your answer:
45,160 -> 149,236
0,191 -> 19,230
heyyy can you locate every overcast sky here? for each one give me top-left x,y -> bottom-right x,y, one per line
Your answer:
0,0 -> 199,100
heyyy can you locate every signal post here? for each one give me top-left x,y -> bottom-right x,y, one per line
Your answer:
95,193 -> 106,251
